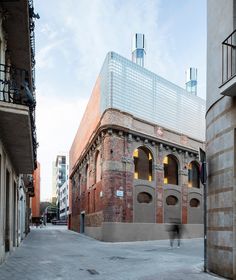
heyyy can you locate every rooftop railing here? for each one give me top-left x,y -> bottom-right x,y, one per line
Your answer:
222,29 -> 236,84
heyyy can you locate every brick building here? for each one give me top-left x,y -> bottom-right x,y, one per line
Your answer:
31,162 -> 40,219
69,44 -> 205,241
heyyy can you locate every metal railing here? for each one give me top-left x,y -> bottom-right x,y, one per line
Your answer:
28,0 -> 39,91
28,0 -> 39,169
222,29 -> 236,84
0,64 -> 34,105
0,63 -> 38,168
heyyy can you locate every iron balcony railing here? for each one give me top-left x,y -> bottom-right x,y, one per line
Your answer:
28,0 -> 39,91
0,63 -> 38,168
0,64 -> 34,105
222,29 -> 236,84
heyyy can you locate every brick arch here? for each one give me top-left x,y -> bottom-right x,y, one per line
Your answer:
85,164 -> 89,189
132,143 -> 156,165
163,154 -> 179,186
94,150 -> 101,183
187,160 -> 200,189
133,146 -> 154,181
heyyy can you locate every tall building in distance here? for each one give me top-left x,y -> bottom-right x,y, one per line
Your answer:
69,35 -> 205,241
59,175 -> 69,221
206,0 -> 236,278
51,161 -> 57,204
54,154 -> 69,220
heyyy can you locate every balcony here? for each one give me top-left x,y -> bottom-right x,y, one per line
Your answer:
220,29 -> 236,96
0,64 -> 37,174
23,174 -> 35,197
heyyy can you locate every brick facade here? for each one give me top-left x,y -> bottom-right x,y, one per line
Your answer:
70,109 -> 204,240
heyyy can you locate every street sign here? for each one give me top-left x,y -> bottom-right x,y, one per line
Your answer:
199,147 -> 207,185
199,147 -> 206,163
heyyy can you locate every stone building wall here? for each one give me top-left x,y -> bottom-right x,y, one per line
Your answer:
206,0 -> 236,278
206,96 -> 236,279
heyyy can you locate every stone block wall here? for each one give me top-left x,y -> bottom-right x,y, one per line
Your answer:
206,96 -> 236,279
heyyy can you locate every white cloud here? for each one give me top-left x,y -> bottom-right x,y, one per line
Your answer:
37,40 -> 65,69
36,90 -> 88,200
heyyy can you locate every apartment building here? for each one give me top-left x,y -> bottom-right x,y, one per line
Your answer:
0,0 -> 38,263
54,154 -> 69,220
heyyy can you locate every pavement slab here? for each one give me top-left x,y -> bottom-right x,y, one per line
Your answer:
0,225 -> 225,280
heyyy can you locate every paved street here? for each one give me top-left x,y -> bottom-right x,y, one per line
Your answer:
0,225 -> 223,280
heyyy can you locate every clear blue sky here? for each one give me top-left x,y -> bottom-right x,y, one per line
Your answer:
33,0 -> 206,201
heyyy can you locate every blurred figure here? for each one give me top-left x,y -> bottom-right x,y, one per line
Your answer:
168,218 -> 183,248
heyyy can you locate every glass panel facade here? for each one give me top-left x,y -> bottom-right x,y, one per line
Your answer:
99,52 -> 205,141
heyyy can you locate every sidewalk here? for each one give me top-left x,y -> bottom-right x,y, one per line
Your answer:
0,225 -> 225,280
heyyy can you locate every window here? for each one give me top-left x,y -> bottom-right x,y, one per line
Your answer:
137,192 -> 152,203
166,195 -> 178,206
163,155 -> 179,185
85,164 -> 89,189
188,161 -> 200,188
95,151 -> 101,183
93,188 -> 96,212
190,198 -> 200,207
133,146 -> 153,181
78,174 -> 81,195
88,192 -> 90,213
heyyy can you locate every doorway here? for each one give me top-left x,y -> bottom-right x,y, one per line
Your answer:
80,212 -> 85,233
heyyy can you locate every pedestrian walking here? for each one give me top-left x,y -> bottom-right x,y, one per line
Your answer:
168,218 -> 183,248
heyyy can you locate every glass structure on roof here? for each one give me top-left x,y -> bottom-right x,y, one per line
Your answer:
99,52 -> 205,141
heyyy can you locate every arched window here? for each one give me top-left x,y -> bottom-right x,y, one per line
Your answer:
137,192 -> 153,203
78,174 -> 81,195
95,151 -> 101,183
85,164 -> 89,189
133,147 -> 153,181
163,155 -> 179,185
166,195 -> 178,206
188,161 -> 200,188
190,198 -> 200,207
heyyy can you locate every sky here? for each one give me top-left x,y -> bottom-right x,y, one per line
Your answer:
33,0 -> 206,201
